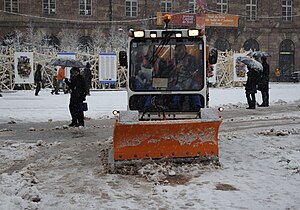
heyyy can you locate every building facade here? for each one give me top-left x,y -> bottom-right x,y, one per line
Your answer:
0,0 -> 299,81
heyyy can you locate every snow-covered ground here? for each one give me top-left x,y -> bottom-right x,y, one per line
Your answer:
0,82 -> 300,210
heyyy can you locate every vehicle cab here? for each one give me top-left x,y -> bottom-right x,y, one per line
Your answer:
127,28 -> 209,120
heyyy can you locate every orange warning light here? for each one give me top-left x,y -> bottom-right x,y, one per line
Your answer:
164,14 -> 171,24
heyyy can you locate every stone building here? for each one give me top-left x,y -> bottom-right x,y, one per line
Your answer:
0,0 -> 299,81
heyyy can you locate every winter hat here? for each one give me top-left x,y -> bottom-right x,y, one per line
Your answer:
73,67 -> 80,72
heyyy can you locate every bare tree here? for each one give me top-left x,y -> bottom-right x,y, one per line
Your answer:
107,27 -> 127,51
59,29 -> 80,52
91,26 -> 109,51
24,26 -> 46,50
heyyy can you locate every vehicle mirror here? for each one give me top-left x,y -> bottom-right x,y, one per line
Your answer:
119,51 -> 128,67
209,48 -> 218,65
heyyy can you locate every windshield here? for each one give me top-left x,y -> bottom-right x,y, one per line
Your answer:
129,38 -> 205,92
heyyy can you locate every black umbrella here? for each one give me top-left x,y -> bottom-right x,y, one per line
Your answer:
246,51 -> 271,58
237,56 -> 263,72
51,58 -> 85,68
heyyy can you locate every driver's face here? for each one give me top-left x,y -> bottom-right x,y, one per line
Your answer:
175,45 -> 186,59
144,45 -> 154,56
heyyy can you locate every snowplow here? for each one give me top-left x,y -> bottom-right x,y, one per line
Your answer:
111,16 -> 222,165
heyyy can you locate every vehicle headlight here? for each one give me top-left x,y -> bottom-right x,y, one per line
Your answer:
133,31 -> 145,38
175,32 -> 182,38
218,107 -> 224,112
188,29 -> 199,37
112,110 -> 119,116
150,32 -> 157,38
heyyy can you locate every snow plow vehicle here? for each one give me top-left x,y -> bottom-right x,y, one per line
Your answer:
111,16 -> 222,165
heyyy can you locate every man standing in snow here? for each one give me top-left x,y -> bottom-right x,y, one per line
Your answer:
34,64 -> 43,96
65,67 -> 87,127
258,56 -> 270,107
82,62 -> 93,95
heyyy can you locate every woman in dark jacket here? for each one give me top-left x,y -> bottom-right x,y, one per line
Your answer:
245,68 -> 260,109
258,56 -> 270,107
34,64 -> 42,96
82,62 -> 93,95
65,67 -> 87,127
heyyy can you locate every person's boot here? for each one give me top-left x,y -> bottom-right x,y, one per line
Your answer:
68,121 -> 77,127
77,118 -> 84,127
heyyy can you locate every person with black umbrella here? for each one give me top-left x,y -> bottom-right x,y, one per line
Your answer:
245,58 -> 261,109
51,65 -> 66,95
65,67 -> 87,127
257,56 -> 270,107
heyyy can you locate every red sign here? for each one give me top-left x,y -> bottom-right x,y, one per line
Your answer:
157,12 -> 196,26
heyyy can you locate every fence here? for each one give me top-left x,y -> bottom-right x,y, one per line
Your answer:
212,49 -> 248,88
0,46 -> 127,91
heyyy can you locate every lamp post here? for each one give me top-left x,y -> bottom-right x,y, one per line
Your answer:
118,28 -> 127,50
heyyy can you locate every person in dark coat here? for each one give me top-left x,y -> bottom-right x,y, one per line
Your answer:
82,62 -> 93,95
258,56 -> 270,107
245,67 -> 260,109
34,64 -> 42,96
65,67 -> 87,127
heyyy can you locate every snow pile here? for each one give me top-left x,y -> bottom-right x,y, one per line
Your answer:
1,168 -> 41,210
138,162 -> 220,184
0,140 -> 63,210
258,128 -> 300,136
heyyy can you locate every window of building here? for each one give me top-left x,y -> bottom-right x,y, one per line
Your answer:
43,0 -> 56,15
126,0 -> 137,17
2,33 -> 16,46
282,0 -> 293,21
243,38 -> 259,51
217,0 -> 228,14
41,35 -> 60,49
188,0 -> 196,13
5,0 -> 19,13
79,0 -> 92,16
160,0 -> 172,13
279,39 -> 295,81
246,0 -> 257,21
214,38 -> 231,51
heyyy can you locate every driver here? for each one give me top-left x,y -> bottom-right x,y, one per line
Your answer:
169,44 -> 197,90
170,44 -> 202,110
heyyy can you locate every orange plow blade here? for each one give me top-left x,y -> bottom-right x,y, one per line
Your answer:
113,119 -> 222,161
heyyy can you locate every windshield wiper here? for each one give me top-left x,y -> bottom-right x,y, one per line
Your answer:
149,32 -> 173,65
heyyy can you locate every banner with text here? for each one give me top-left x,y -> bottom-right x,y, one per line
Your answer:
157,13 -> 238,28
205,14 -> 238,27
